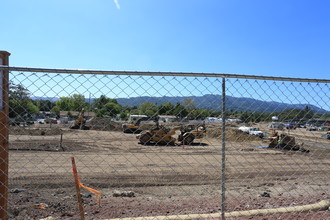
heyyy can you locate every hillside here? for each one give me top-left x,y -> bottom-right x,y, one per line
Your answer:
31,95 -> 328,113
116,94 -> 328,113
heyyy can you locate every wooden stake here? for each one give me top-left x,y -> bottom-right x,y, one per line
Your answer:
60,131 -> 64,151
71,157 -> 85,220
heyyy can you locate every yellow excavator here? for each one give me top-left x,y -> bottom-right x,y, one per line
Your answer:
70,108 -> 90,130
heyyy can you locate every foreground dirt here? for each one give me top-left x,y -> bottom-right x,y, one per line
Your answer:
7,126 -> 330,219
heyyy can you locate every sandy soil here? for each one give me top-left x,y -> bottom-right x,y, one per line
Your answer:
7,125 -> 330,219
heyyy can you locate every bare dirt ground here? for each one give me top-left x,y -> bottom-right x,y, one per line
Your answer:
7,124 -> 330,219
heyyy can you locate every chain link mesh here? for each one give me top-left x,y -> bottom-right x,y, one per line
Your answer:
3,68 -> 330,219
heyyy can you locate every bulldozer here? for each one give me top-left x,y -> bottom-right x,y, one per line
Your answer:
136,122 -> 206,145
268,132 -> 309,153
70,108 -> 90,130
178,123 -> 206,145
136,120 -> 179,145
122,116 -> 158,133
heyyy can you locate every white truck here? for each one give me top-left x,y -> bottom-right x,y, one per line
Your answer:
238,126 -> 264,138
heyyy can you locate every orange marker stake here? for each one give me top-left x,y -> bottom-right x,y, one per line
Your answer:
71,157 -> 85,220
71,157 -> 101,206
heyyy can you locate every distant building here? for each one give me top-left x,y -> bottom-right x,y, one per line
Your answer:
127,115 -> 148,122
159,115 -> 177,123
204,117 -> 241,123
204,117 -> 222,123
37,111 -> 57,119
60,111 -> 96,119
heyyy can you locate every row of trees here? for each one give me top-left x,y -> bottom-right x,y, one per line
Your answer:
53,95 -> 219,120
236,107 -> 315,123
9,82 -> 326,122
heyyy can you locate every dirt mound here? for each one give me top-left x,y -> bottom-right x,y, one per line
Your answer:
9,127 -> 65,136
87,118 -> 122,131
139,122 -> 159,131
10,140 -> 89,152
207,128 -> 262,142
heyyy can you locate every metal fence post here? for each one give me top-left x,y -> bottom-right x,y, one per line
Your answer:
0,50 -> 10,220
221,77 -> 226,219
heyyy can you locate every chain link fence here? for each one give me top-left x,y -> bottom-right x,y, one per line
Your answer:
1,66 -> 329,219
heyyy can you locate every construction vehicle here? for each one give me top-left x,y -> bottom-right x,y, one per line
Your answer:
268,132 -> 309,152
122,116 -> 158,133
70,108 -> 90,130
137,124 -> 179,145
178,124 -> 206,145
137,122 -> 206,145
321,132 -> 330,140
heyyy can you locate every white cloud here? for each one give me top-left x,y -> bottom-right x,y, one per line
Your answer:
114,0 -> 120,9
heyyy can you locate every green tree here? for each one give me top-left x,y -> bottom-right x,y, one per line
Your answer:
279,107 -> 314,121
240,111 -> 250,123
32,99 -> 56,111
93,95 -> 118,110
158,102 -> 174,115
198,109 -> 210,119
103,102 -> 121,117
92,95 -> 122,118
51,106 -> 61,118
172,103 -> 188,118
26,102 -> 39,115
183,98 -> 195,112
303,106 -> 314,119
130,108 -> 140,115
9,82 -> 39,118
55,94 -> 87,111
210,110 -> 222,117
67,111 -> 73,118
119,111 -> 128,120
139,102 -> 158,116
56,97 -> 72,111
71,94 -> 86,111
9,83 -> 29,100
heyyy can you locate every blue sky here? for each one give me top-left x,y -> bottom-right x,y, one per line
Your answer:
2,0 -> 330,111
2,0 -> 330,79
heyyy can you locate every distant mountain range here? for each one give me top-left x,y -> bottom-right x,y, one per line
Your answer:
32,94 -> 329,113
116,95 -> 328,113
32,96 -> 59,102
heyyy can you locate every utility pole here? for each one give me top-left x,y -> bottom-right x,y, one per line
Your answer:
0,50 -> 10,220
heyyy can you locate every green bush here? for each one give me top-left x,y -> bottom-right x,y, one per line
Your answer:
10,121 -> 20,126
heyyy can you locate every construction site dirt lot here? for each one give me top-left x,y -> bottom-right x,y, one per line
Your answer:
7,124 -> 330,219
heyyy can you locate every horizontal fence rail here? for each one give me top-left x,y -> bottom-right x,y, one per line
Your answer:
1,65 -> 329,219
1,65 -> 330,82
